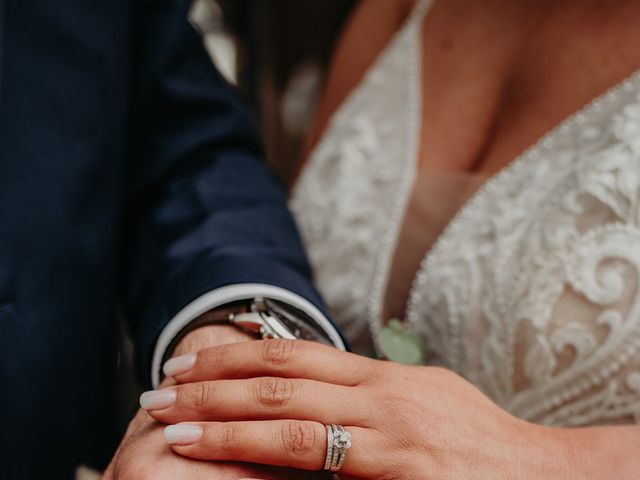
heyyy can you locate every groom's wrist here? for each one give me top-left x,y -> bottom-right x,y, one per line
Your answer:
151,284 -> 346,388
155,324 -> 255,388
171,323 -> 255,359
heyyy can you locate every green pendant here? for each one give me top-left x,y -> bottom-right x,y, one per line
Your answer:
379,318 -> 426,365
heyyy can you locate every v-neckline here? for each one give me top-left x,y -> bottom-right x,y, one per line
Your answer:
381,0 -> 640,335
404,66 -> 640,328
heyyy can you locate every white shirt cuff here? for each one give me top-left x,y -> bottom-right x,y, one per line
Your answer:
151,283 -> 345,387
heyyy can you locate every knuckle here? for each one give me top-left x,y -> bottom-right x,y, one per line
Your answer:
281,421 -> 320,456
255,377 -> 294,408
355,358 -> 389,386
220,423 -> 237,452
262,339 -> 295,366
372,358 -> 395,378
359,366 -> 381,387
190,382 -> 215,411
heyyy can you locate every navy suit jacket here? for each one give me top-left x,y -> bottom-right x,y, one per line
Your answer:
0,1 -> 329,477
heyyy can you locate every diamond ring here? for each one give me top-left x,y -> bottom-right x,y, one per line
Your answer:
324,424 -> 352,473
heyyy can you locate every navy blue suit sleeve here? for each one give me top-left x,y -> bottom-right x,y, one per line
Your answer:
122,0 -> 335,386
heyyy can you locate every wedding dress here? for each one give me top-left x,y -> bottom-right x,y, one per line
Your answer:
290,0 -> 640,426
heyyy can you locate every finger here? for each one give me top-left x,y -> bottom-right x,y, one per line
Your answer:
164,339 -> 377,386
164,421 -> 376,477
142,377 -> 370,426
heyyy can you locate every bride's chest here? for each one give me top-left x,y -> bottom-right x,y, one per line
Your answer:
409,118 -> 640,424
416,0 -> 640,175
290,64 -> 640,424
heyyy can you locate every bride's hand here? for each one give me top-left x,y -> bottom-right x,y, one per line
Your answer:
140,340 -> 576,479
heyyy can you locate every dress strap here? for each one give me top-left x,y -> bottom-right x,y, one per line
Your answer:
407,0 -> 434,25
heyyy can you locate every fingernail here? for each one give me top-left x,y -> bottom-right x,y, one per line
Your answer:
164,424 -> 203,445
163,353 -> 197,377
139,389 -> 176,410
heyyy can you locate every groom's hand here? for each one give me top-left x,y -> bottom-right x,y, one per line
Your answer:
103,325 -> 320,480
102,408 -> 310,480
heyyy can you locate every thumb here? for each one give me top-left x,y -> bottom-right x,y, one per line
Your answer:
100,462 -> 114,480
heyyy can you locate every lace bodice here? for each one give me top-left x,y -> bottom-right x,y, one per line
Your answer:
290,0 -> 640,426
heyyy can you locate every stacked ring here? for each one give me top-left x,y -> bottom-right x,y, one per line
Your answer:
323,424 -> 352,473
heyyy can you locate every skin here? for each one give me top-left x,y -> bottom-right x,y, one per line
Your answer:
304,0 -> 640,176
143,339 -> 640,480
101,326 -> 324,480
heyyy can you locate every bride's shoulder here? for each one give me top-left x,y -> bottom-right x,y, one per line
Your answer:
303,0 -> 416,155
321,0 -> 414,106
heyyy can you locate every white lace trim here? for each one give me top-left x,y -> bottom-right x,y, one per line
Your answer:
290,0 -> 433,353
367,0 -> 434,355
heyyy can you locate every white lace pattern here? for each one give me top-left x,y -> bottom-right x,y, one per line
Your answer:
291,0 -> 640,427
408,83 -> 640,425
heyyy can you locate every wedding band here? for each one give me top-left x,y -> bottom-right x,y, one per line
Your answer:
324,424 -> 352,473
323,424 -> 335,470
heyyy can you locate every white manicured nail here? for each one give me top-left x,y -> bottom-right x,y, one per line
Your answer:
164,424 -> 203,445
163,353 -> 197,377
139,389 -> 176,410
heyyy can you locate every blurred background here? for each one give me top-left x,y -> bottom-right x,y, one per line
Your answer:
192,0 -> 356,183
